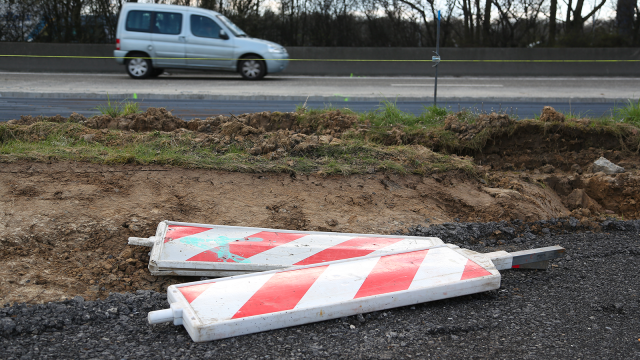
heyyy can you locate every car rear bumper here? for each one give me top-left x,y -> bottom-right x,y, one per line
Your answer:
114,50 -> 127,65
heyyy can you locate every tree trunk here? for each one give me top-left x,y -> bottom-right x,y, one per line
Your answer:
549,0 -> 556,46
468,0 -> 475,41
461,0 -> 470,44
616,0 -> 636,38
475,0 -> 481,43
483,0 -> 491,45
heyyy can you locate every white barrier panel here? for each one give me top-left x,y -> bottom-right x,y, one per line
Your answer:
148,244 -> 501,342
130,221 -> 444,277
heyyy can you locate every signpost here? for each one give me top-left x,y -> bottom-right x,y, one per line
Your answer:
433,10 -> 441,107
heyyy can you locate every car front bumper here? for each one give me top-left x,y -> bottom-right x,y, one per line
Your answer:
265,52 -> 289,74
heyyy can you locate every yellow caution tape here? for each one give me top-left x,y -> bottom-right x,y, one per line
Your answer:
0,54 -> 639,62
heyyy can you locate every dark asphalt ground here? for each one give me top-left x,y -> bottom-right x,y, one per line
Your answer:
0,97 -> 618,121
2,219 -> 639,359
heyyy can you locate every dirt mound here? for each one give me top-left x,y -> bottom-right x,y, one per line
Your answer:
8,108 -> 358,135
188,109 -> 357,134
444,112 -> 516,141
84,108 -> 186,132
7,113 -> 86,126
472,121 -> 640,171
539,106 -> 566,122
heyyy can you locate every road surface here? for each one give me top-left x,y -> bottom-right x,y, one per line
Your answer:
1,72 -> 634,120
0,97 -> 619,121
1,72 -> 638,102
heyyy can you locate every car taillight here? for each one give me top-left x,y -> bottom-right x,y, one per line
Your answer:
116,39 -> 120,50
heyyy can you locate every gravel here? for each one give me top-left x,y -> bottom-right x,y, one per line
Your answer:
2,219 -> 639,359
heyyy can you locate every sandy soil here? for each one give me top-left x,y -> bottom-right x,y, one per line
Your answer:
0,160 -> 574,305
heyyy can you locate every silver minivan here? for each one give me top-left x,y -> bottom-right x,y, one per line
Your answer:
114,3 -> 289,80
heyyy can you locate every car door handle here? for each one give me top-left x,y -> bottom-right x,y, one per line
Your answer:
178,36 -> 186,43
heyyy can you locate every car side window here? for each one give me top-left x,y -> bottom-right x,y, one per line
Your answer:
190,15 -> 222,39
126,10 -> 152,32
153,12 -> 182,35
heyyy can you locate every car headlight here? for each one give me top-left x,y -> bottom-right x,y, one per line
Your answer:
268,45 -> 285,53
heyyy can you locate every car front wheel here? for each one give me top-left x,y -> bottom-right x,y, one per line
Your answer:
126,57 -> 153,79
239,57 -> 266,80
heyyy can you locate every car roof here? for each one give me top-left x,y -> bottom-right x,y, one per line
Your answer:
122,3 -> 221,16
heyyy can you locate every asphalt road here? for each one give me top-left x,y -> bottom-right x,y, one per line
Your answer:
1,72 -> 639,102
1,219 -> 639,359
0,97 -> 619,121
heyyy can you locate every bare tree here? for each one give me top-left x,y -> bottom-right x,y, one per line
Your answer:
549,0 -> 557,45
616,0 -> 637,39
564,0 -> 608,35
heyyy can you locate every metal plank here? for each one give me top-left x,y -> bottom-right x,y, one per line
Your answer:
510,246 -> 565,268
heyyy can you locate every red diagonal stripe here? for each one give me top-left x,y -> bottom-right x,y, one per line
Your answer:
164,225 -> 211,243
186,231 -> 307,263
186,249 -> 225,262
231,231 -> 307,259
179,282 -> 216,303
232,265 -> 329,319
294,237 -> 405,265
354,250 -> 429,299
460,259 -> 492,280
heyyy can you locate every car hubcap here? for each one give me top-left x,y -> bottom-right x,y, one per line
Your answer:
128,58 -> 148,77
242,60 -> 261,78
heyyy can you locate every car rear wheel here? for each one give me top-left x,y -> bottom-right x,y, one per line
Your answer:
239,57 -> 266,80
126,57 -> 153,79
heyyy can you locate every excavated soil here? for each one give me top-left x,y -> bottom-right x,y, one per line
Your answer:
3,106 -> 640,305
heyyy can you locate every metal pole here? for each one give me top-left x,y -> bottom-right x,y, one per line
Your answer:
433,10 -> 441,107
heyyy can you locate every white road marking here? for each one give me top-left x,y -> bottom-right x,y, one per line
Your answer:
391,84 -> 503,87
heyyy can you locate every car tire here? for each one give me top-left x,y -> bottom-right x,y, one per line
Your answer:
126,56 -> 153,79
239,56 -> 266,80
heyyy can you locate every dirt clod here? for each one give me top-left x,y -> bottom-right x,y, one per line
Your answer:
539,106 -> 565,122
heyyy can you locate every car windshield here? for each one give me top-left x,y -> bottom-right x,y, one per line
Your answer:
216,15 -> 247,37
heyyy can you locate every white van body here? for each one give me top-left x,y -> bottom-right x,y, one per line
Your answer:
114,3 -> 288,80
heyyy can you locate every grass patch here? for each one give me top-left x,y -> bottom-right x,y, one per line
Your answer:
5,100 -> 640,177
614,99 -> 640,127
95,94 -> 142,118
359,100 -> 449,130
0,122 -> 475,176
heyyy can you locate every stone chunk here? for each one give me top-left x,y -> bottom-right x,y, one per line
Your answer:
565,188 -> 602,213
540,164 -> 555,174
1,317 -> 16,336
592,157 -> 624,175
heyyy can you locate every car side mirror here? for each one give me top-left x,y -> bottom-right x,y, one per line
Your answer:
219,29 -> 229,40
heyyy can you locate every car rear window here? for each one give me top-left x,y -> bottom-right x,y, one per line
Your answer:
126,10 -> 152,32
153,12 -> 182,35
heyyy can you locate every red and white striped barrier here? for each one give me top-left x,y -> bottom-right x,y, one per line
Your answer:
129,221 -> 444,277
138,221 -> 565,342
149,244 -> 501,342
